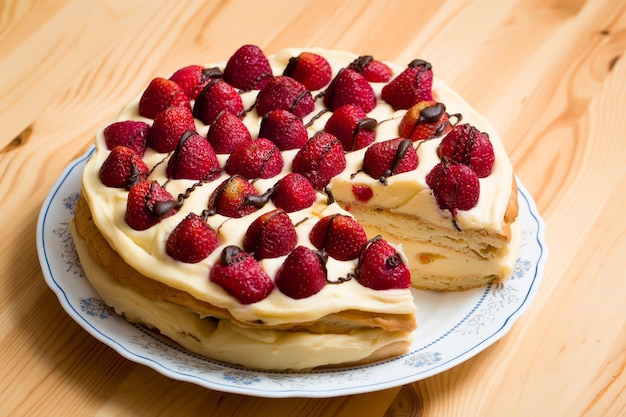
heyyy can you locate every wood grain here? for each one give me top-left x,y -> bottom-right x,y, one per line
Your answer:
1,0 -> 625,416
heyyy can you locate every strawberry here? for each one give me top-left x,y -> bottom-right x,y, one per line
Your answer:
271,173 -> 317,213
292,131 -> 346,190
282,52 -> 332,91
209,245 -> 274,304
166,131 -> 221,180
165,213 -> 219,263
138,77 -> 190,119
362,138 -> 418,183
309,214 -> 368,261
99,146 -> 149,189
243,209 -> 297,259
437,124 -> 494,177
207,175 -> 260,218
323,68 -> 376,113
258,109 -> 308,151
146,105 -> 196,153
225,138 -> 284,179
223,44 -> 273,91
355,236 -> 410,290
275,246 -> 327,299
347,55 -> 392,82
102,120 -> 149,157
323,104 -> 377,151
193,79 -> 244,125
206,110 -> 252,154
255,76 -> 315,118
398,101 -> 452,141
169,65 -> 222,100
425,161 -> 480,215
125,180 -> 178,230
381,59 -> 433,110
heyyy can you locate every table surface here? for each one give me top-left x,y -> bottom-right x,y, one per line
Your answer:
1,0 -> 625,416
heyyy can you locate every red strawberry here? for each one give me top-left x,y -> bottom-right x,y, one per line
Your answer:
271,173 -> 317,212
193,79 -> 244,125
323,68 -> 376,113
146,105 -> 196,153
347,55 -> 392,82
138,77 -> 190,119
225,138 -> 283,179
323,104 -> 377,151
166,213 -> 219,263
209,246 -> 274,304
103,121 -> 149,157
256,76 -> 315,118
425,161 -> 480,215
309,214 -> 368,261
275,246 -> 327,299
355,236 -> 410,290
125,180 -> 178,230
223,44 -> 273,91
169,65 -> 222,100
99,146 -> 149,189
292,131 -> 346,190
258,109 -> 308,151
398,101 -> 452,141
381,59 -> 433,110
362,138 -> 418,183
437,124 -> 494,177
282,52 -> 332,91
243,209 -> 297,259
207,175 -> 260,218
166,131 -> 221,180
206,110 -> 252,154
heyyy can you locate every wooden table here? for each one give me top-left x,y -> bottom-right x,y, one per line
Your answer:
1,0 -> 625,415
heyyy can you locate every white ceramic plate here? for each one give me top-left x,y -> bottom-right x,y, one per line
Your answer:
37,147 -> 547,398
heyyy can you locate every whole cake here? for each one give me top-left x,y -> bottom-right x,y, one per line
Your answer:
71,45 -> 520,370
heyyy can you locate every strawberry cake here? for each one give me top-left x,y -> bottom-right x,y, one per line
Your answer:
71,45 -> 520,370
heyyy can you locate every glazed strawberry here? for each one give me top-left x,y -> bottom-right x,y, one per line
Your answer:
169,65 -> 222,100
225,138 -> 283,179
437,124 -> 494,177
207,175 -> 260,218
425,161 -> 480,215
138,77 -> 190,119
258,109 -> 308,151
166,131 -> 221,180
223,44 -> 273,91
381,59 -> 433,110
309,214 -> 368,261
347,55 -> 393,82
283,52 -> 332,91
399,101 -> 452,141
99,146 -> 149,189
125,180 -> 178,230
323,68 -> 376,113
355,236 -> 410,290
275,246 -> 327,299
243,209 -> 297,259
209,245 -> 274,304
103,121 -> 149,157
193,79 -> 244,125
256,76 -> 315,118
362,138 -> 418,183
146,105 -> 196,153
292,131 -> 346,189
271,173 -> 316,212
323,104 -> 377,151
206,110 -> 252,154
166,213 -> 219,263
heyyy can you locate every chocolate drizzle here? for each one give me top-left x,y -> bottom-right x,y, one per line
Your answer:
379,138 -> 413,184
220,245 -> 243,266
348,55 -> 374,73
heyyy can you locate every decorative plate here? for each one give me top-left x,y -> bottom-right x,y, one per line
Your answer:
37,147 -> 547,398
